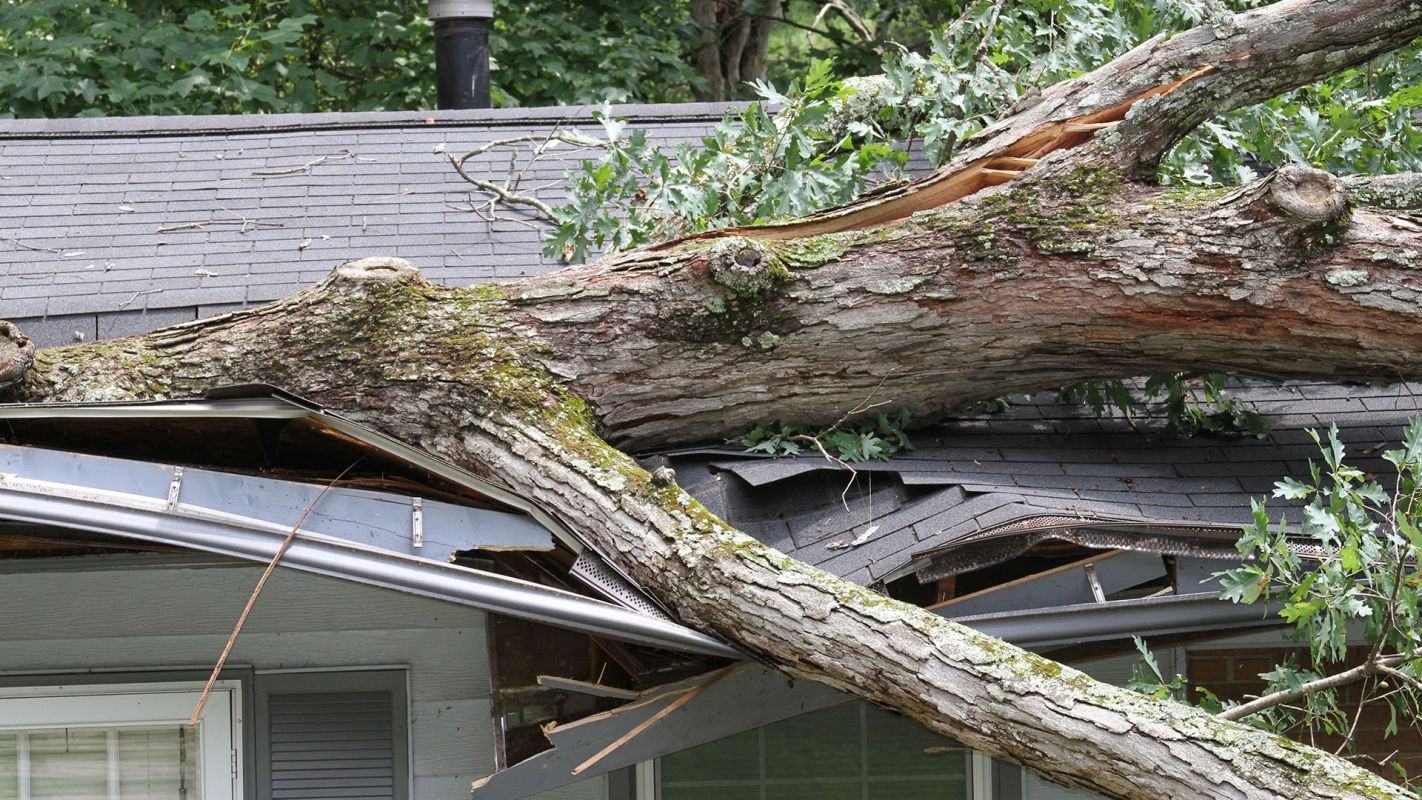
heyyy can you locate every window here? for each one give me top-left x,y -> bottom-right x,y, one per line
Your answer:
658,703 -> 971,800
0,682 -> 239,800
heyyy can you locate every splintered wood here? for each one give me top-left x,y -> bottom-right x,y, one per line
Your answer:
698,64 -> 1217,241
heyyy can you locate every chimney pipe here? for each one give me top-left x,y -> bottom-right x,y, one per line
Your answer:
429,0 -> 493,110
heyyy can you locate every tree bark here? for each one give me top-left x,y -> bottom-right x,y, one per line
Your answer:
689,0 -> 781,102
5,1 -> 1422,798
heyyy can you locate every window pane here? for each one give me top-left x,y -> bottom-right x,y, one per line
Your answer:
762,706 -> 860,781
765,782 -> 862,800
118,726 -> 199,800
662,786 -> 760,800
4,726 -> 200,800
660,702 -> 972,800
864,706 -> 967,780
28,729 -> 108,800
0,734 -> 17,800
661,728 -> 759,784
869,778 -> 968,800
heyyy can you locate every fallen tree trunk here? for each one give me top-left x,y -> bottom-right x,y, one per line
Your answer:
4,1 -> 1422,798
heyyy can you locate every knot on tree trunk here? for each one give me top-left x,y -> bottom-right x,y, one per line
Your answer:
708,239 -> 778,294
0,321 -> 35,391
1266,165 -> 1349,223
331,256 -> 423,285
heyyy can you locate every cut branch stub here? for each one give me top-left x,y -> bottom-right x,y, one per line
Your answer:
332,256 -> 423,285
0,321 -> 35,391
708,240 -> 777,294
1267,166 -> 1349,223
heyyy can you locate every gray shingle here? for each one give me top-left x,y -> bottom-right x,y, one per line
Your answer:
0,103 -> 748,319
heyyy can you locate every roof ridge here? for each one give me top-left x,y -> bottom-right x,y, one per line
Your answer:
0,101 -> 747,141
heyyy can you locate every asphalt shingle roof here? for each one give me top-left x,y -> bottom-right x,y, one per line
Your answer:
652,381 -> 1422,587
0,103 -> 736,344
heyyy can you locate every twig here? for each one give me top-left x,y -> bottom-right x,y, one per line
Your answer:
252,148 -> 357,176
1219,652 -> 1410,721
116,288 -> 163,308
1,235 -> 60,254
447,130 -> 608,223
452,132 -> 603,166
788,375 -> 896,510
448,154 -> 558,217
188,458 -> 364,727
156,219 -> 285,234
814,0 -> 875,42
971,0 -> 1011,64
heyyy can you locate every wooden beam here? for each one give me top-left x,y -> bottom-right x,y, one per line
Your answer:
929,550 -> 1167,618
471,664 -> 847,799
536,675 -> 640,701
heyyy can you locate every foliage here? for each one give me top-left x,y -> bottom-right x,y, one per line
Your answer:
736,410 -> 914,463
490,0 -> 703,107
0,0 -> 435,117
1134,423 -> 1422,780
545,62 -> 905,262
1164,43 -> 1422,185
1058,373 -> 1271,439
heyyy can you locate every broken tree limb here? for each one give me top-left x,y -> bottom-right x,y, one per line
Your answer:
1347,172 -> 1422,211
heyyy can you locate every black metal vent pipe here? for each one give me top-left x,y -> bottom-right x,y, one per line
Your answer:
429,0 -> 493,109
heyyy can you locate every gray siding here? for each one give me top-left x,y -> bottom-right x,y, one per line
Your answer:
0,561 -> 494,799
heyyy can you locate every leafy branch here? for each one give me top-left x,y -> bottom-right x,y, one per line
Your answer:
1131,421 -> 1422,782
1058,373 -> 1270,439
736,408 -> 914,464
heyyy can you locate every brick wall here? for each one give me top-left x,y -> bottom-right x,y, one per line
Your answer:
1189,647 -> 1422,781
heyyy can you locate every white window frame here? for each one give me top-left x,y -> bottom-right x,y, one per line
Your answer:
0,680 -> 241,800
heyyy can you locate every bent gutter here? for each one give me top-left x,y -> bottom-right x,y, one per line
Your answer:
0,475 -> 740,660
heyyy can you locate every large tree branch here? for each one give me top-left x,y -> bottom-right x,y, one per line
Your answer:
706,0 -> 1422,240
1349,172 -> 1422,211
502,160 -> 1422,448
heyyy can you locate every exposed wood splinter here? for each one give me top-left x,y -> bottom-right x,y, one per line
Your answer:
569,666 -> 734,776
669,64 -> 1218,244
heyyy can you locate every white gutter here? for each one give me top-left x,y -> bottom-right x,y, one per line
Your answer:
0,473 -> 740,659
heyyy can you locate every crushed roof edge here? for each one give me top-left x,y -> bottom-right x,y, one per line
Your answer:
0,101 -> 746,140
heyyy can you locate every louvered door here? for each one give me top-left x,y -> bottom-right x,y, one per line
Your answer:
254,671 -> 409,800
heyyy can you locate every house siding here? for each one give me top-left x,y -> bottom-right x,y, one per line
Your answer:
0,559 -> 606,800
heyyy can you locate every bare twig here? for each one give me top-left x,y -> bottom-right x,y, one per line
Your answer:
188,458 -> 364,726
1,235 -> 60,254
446,131 -> 606,222
252,148 -> 358,176
116,288 -> 163,308
156,218 -> 285,234
447,154 -> 559,217
814,0 -> 874,42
